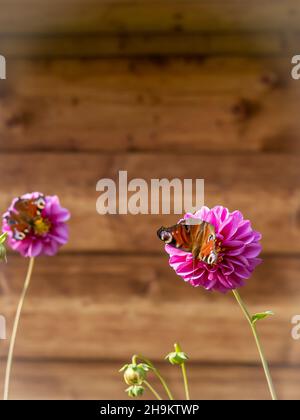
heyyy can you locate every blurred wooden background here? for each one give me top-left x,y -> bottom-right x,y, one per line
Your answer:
0,0 -> 300,400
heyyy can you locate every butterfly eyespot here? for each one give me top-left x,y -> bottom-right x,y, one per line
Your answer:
14,231 -> 26,241
207,234 -> 215,242
160,231 -> 173,244
207,252 -> 217,265
35,197 -> 46,210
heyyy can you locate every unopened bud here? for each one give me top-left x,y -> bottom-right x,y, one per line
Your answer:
165,351 -> 189,365
126,385 -> 144,398
120,363 -> 149,386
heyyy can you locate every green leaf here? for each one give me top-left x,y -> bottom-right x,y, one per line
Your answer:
251,311 -> 274,325
119,364 -> 128,373
139,363 -> 150,372
0,232 -> 7,244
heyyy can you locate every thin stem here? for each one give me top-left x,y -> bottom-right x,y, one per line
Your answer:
143,380 -> 162,400
153,366 -> 174,401
132,355 -> 174,400
181,364 -> 190,400
232,290 -> 277,401
3,257 -> 35,401
175,344 -> 190,400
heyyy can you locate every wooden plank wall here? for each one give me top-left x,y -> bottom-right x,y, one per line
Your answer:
0,0 -> 300,400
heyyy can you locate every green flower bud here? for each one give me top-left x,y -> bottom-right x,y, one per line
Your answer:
165,351 -> 189,365
126,385 -> 145,398
121,363 -> 149,386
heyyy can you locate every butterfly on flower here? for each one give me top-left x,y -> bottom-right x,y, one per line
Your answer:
157,218 -> 221,265
5,195 -> 50,241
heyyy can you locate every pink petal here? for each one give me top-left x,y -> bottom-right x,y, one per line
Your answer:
243,244 -> 262,258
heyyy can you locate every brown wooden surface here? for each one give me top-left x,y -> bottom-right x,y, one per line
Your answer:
0,58 -> 298,153
0,153 -> 299,254
0,361 -> 299,400
0,1 -> 300,34
0,33 -> 293,58
0,255 -> 299,364
0,0 -> 299,400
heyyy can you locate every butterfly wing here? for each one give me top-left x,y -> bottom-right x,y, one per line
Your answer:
157,222 -> 193,252
6,211 -> 31,240
198,223 -> 218,264
157,219 -> 208,256
6,196 -> 46,241
157,219 -> 218,264
14,196 -> 45,219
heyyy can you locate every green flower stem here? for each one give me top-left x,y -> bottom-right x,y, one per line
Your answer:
132,355 -> 174,400
175,343 -> 190,400
232,290 -> 277,401
143,380 -> 163,400
3,257 -> 35,401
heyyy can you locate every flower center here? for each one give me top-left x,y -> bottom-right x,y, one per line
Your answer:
33,217 -> 51,236
215,240 -> 224,264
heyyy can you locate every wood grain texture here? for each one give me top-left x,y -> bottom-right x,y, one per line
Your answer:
0,153 -> 299,253
0,360 -> 298,400
0,58 -> 298,153
0,255 -> 299,363
0,0 -> 299,400
0,33 -> 292,58
0,1 -> 299,34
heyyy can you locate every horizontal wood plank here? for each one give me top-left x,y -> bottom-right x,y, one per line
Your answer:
0,360 -> 298,400
0,58 -> 298,153
0,1 -> 298,402
0,255 -> 299,364
0,152 -> 300,253
0,33 -> 293,58
0,1 -> 300,35
0,153 -> 299,253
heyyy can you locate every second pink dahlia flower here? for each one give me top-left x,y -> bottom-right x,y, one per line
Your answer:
2,192 -> 70,258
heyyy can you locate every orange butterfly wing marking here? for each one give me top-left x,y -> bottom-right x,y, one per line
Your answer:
172,224 -> 193,253
199,224 -> 216,258
14,199 -> 40,220
7,212 -> 30,234
158,220 -> 218,265
7,196 -> 46,240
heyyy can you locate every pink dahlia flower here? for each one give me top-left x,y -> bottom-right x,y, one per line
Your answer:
2,192 -> 70,257
165,206 -> 262,293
